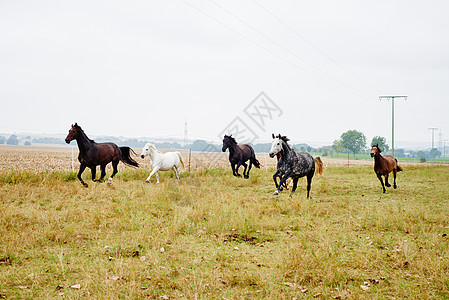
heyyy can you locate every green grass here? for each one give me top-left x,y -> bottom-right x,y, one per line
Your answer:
1,165 -> 448,299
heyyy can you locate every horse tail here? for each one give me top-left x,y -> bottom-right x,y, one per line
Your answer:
176,151 -> 185,169
251,156 -> 261,169
395,159 -> 403,172
314,156 -> 324,175
119,146 -> 139,167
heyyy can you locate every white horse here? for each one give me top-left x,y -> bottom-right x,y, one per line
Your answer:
140,143 -> 184,183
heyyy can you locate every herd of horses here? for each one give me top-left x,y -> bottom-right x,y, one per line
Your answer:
65,123 -> 402,197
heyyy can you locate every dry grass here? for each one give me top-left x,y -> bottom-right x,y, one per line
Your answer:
1,147 -> 448,299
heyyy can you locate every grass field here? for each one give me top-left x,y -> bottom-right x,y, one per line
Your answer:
1,162 -> 448,299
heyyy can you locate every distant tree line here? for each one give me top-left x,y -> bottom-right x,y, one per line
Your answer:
1,132 -> 444,160
0,135 -> 19,145
32,137 -> 66,145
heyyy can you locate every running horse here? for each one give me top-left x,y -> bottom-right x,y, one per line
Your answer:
222,135 -> 261,178
269,134 -> 323,198
65,123 -> 139,187
370,144 -> 403,193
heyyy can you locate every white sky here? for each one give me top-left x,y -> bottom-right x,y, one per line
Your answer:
1,0 -> 448,146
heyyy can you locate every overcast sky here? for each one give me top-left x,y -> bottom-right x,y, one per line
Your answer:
1,0 -> 448,146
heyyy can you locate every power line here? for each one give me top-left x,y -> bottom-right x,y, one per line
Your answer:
181,0 -> 372,99
252,0 -> 385,94
208,0 -> 373,99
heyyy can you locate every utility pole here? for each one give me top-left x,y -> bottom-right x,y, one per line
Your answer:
442,140 -> 448,160
428,127 -> 438,160
379,95 -> 407,156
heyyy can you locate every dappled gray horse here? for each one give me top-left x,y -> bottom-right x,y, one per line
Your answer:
269,134 -> 323,198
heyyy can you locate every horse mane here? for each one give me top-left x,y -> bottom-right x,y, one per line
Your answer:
146,143 -> 162,154
224,135 -> 237,145
277,134 -> 292,151
74,123 -> 95,143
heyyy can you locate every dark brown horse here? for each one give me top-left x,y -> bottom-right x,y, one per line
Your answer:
370,144 -> 403,193
65,123 -> 139,187
222,135 -> 260,178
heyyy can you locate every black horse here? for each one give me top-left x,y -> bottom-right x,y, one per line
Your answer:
222,135 -> 260,178
65,123 -> 139,187
269,134 -> 323,198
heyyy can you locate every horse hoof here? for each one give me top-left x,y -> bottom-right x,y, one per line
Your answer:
394,185 -> 397,189
273,190 -> 279,195
244,175 -> 249,179
288,195 -> 292,199
145,180 -> 149,183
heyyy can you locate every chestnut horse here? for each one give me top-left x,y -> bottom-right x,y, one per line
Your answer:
65,123 -> 139,187
222,135 -> 260,178
370,144 -> 403,193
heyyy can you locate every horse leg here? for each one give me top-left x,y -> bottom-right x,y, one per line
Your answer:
77,164 -> 88,187
173,166 -> 180,180
384,173 -> 391,187
272,170 -> 281,194
231,163 -> 238,177
393,169 -> 398,189
245,159 -> 253,178
306,172 -> 314,199
289,177 -> 299,199
241,162 -> 248,179
235,162 -> 242,177
99,165 -> 106,182
377,174 -> 386,193
155,171 -> 160,183
108,161 -> 119,183
90,166 -> 97,182
145,166 -> 160,183
274,170 -> 291,195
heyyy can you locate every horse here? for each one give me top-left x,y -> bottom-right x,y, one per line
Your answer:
222,134 -> 260,178
65,123 -> 139,187
269,134 -> 323,199
370,144 -> 403,193
140,143 -> 184,183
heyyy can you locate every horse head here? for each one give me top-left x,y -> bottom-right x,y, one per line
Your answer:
141,143 -> 155,159
222,134 -> 236,152
65,123 -> 80,144
370,144 -> 381,157
269,134 -> 283,158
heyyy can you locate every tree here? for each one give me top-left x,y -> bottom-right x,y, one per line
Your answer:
332,139 -> 345,157
371,136 -> 389,153
340,130 -> 367,158
6,135 -> 18,145
191,140 -> 220,152
430,148 -> 441,159
0,136 -> 5,144
395,148 -> 406,158
321,146 -> 331,156
417,150 -> 428,160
